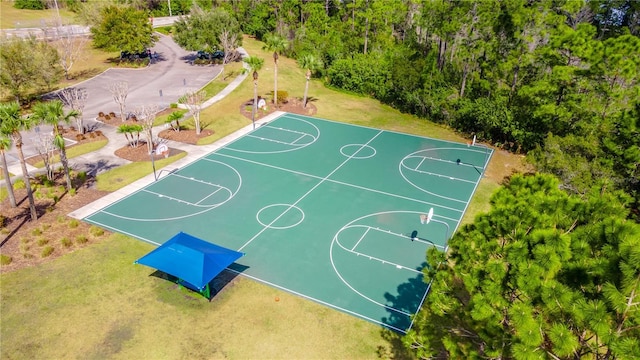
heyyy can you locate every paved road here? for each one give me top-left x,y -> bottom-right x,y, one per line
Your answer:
5,33 -> 223,176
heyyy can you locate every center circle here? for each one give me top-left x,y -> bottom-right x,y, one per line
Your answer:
256,204 -> 305,229
340,144 -> 376,159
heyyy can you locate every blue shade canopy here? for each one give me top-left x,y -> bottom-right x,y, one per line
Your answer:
135,232 -> 244,290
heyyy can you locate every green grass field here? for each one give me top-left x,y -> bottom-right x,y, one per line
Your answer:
1,32 -> 525,358
0,1 -> 75,29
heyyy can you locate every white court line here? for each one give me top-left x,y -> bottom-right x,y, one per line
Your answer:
406,165 -> 477,184
290,133 -> 307,145
246,134 -> 306,146
238,130 -> 384,251
351,227 -> 370,251
88,212 -> 416,334
225,268 -> 411,334
415,156 -> 427,170
171,173 -> 227,187
214,152 -> 465,216
265,125 -> 315,138
196,187 -> 226,205
141,189 -> 200,206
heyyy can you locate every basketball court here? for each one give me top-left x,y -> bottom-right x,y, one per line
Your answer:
83,113 -> 493,333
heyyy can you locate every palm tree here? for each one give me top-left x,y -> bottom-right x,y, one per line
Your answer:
31,100 -> 78,192
262,33 -> 288,108
297,54 -> 322,109
0,102 -> 38,221
0,133 -> 17,207
243,56 -> 264,129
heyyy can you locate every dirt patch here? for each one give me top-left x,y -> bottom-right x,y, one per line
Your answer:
114,142 -> 186,162
157,129 -> 214,145
0,174 -> 110,273
240,97 -> 317,120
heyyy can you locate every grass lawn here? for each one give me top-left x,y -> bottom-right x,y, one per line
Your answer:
1,35 -> 527,359
31,139 -> 108,168
0,234 -> 397,359
0,1 -> 75,29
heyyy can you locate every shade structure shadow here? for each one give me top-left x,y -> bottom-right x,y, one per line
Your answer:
149,263 -> 249,301
382,262 -> 429,332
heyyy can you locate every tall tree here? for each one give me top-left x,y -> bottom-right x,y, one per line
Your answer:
405,173 -> 640,359
0,132 -> 16,208
133,104 -> 159,155
0,102 -> 38,221
58,87 -> 88,134
108,81 -> 129,122
31,100 -> 78,192
243,56 -> 264,129
262,33 -> 288,108
90,5 -> 157,54
173,6 -> 242,57
297,54 -> 321,108
0,36 -> 63,103
182,90 -> 206,135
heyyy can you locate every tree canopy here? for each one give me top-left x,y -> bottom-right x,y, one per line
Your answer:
90,5 -> 156,53
406,173 -> 640,359
172,6 -> 242,53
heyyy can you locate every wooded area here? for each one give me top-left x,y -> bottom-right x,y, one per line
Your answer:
209,0 -> 639,220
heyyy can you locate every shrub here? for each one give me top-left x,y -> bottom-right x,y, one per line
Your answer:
68,219 -> 79,228
75,171 -> 87,182
20,237 -> 30,244
89,226 -> 105,237
1,254 -> 12,265
14,0 -> 45,10
13,179 -> 25,190
109,112 -> 116,118
276,90 -> 288,104
60,237 -> 73,248
57,215 -> 66,223
104,114 -> 111,120
98,111 -> 105,118
76,235 -> 88,244
69,188 -> 76,196
42,223 -> 50,231
31,228 -> 42,236
41,246 -> 54,258
37,237 -> 49,246
94,130 -> 103,137
170,103 -> 178,108
76,134 -> 85,141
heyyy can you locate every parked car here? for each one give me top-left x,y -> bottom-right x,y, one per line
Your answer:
120,49 -> 151,61
196,50 -> 224,60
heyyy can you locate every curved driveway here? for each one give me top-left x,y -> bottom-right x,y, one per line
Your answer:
79,33 -> 219,119
6,34 -> 221,172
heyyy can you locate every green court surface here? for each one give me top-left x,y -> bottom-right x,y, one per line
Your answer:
84,113 -> 493,333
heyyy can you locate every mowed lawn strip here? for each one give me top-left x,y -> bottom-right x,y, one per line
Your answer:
0,234 -> 392,359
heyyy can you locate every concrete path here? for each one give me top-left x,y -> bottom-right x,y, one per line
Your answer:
4,28 -> 249,178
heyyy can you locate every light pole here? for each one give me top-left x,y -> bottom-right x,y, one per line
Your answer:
168,0 -> 172,17
150,150 -> 157,181
252,70 -> 258,129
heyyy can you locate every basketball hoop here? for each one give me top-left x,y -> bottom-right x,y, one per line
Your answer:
420,208 -> 435,224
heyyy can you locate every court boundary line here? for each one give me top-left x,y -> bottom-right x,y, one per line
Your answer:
82,217 -> 415,333
224,116 -> 320,154
406,144 -> 495,332
81,112 -> 493,333
238,130 -> 383,251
